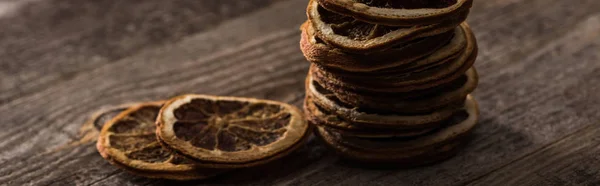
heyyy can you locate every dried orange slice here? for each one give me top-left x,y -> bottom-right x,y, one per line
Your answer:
340,21 -> 469,75
307,74 -> 466,128
304,94 -> 436,138
156,94 -> 310,168
316,0 -> 472,26
307,0 -> 467,53
96,101 -> 222,180
311,65 -> 478,114
87,103 -> 139,131
299,21 -> 455,72
314,22 -> 476,93
315,95 -> 479,165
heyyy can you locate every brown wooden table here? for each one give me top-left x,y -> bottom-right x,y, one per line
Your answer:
2,0 -> 600,185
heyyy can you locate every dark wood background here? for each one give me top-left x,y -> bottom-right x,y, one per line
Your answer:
1,0 -> 600,185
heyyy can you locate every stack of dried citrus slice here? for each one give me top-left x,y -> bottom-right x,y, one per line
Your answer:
95,95 -> 310,180
300,0 -> 479,166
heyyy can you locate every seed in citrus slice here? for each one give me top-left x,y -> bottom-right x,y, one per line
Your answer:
96,101 -> 223,180
315,95 -> 479,165
316,0 -> 472,26
300,21 -> 455,72
156,94 -> 309,168
307,0 -> 467,53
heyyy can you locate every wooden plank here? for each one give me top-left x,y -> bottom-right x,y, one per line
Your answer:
0,0 -> 279,103
467,23 -> 600,184
467,124 -> 600,186
1,0 -> 600,185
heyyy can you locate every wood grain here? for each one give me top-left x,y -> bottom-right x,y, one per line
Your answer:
467,124 -> 600,186
2,0 -> 600,185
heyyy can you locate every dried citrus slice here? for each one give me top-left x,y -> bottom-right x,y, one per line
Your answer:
87,103 -> 139,131
314,22 -> 476,93
54,104 -> 137,154
156,94 -> 309,168
311,65 -> 478,113
316,0 -> 472,26
96,101 -> 223,180
336,96 -> 478,151
315,95 -> 479,165
311,64 -> 471,99
307,0 -> 467,53
300,21 -> 455,72
341,22 -> 470,75
307,74 -> 464,128
308,69 -> 472,114
304,94 -> 436,138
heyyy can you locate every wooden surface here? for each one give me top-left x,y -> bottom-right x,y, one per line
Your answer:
1,0 -> 600,185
